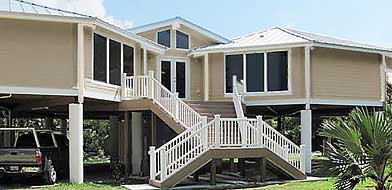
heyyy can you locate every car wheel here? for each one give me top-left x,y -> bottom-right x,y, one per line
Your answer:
44,165 -> 57,184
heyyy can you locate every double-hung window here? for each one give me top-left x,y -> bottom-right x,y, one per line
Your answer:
225,50 -> 289,94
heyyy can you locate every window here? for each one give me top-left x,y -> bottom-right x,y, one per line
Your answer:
246,53 -> 264,92
157,29 -> 171,47
176,31 -> 189,49
93,34 -> 107,82
224,50 -> 289,95
109,39 -> 121,85
123,44 -> 134,76
225,54 -> 243,93
267,51 -> 288,91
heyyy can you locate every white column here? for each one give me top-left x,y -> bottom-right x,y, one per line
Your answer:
304,46 -> 311,110
77,24 -> 85,104
131,112 -> 143,175
69,103 -> 84,184
381,55 -> 386,102
300,109 -> 312,174
204,54 -> 209,101
143,48 -> 148,75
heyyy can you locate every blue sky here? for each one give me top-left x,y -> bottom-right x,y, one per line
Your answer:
103,0 -> 392,47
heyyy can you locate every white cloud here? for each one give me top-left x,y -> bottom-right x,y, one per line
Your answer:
28,0 -> 133,28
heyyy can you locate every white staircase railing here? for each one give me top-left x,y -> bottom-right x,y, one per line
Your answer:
121,71 -> 306,183
232,75 -> 245,118
122,71 -> 203,129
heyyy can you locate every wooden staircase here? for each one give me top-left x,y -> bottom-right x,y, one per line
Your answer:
121,73 -> 306,188
186,101 -> 241,120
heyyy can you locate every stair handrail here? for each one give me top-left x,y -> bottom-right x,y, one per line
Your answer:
232,75 -> 245,118
150,76 -> 204,129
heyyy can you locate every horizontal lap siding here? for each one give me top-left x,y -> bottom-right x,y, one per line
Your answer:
209,53 -> 230,101
311,47 -> 381,101
190,58 -> 203,100
0,18 -> 77,89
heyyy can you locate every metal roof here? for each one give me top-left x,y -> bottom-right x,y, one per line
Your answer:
193,27 -> 392,54
0,0 -> 90,18
128,17 -> 231,44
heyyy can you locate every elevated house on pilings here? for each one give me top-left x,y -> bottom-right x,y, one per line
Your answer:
0,0 -> 392,188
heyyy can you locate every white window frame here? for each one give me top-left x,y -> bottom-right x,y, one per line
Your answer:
92,32 -> 136,87
156,29 -> 171,48
156,56 -> 190,100
175,29 -> 191,51
224,48 -> 292,97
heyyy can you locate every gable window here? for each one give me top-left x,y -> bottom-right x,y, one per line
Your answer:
176,30 -> 189,49
267,51 -> 288,91
109,39 -> 121,85
157,29 -> 171,47
225,54 -> 243,93
246,53 -> 264,92
93,34 -> 107,82
225,50 -> 289,94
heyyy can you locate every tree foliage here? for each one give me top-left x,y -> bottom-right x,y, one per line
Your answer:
318,106 -> 392,190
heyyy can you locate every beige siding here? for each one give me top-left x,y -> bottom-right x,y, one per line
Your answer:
208,53 -> 229,101
84,27 -> 93,79
311,47 -> 381,101
0,18 -> 77,89
386,57 -> 392,71
146,52 -> 157,77
190,57 -> 203,100
208,48 -> 305,102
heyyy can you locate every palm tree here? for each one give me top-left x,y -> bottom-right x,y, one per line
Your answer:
319,106 -> 392,190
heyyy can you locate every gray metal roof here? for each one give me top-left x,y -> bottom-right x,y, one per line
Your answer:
0,0 -> 91,18
194,27 -> 392,53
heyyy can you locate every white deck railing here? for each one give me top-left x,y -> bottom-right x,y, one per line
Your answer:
121,71 -> 306,182
122,71 -> 203,129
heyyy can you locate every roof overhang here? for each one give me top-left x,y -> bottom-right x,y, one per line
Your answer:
189,41 -> 392,57
129,17 -> 231,44
0,10 -> 167,55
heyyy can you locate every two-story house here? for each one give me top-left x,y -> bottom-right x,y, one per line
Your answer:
0,0 -> 391,188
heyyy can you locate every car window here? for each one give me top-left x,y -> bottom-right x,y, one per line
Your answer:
15,133 -> 37,148
55,134 -> 68,148
37,133 -> 55,147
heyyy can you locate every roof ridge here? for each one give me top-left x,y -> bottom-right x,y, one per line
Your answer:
277,27 -> 313,42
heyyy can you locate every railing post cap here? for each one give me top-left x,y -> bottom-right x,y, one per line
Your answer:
300,144 -> 306,148
256,115 -> 263,119
214,114 -> 221,118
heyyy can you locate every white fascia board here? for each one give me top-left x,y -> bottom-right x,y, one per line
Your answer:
310,99 -> 384,107
129,17 -> 230,44
245,99 -> 306,106
189,42 -> 309,56
313,42 -> 392,56
94,20 -> 166,54
0,86 -> 78,96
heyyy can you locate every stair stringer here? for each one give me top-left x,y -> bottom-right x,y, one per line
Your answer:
153,147 -> 306,188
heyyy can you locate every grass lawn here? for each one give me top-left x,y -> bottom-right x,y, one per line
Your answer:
247,178 -> 375,190
43,183 -> 125,190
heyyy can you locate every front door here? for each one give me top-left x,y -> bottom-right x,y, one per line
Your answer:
159,58 -> 188,99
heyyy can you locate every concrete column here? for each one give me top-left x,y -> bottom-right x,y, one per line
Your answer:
301,109 -> 312,174
124,112 -> 130,174
210,159 -> 217,185
151,113 -> 157,146
69,103 -> 83,184
131,112 -> 143,175
258,157 -> 266,182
